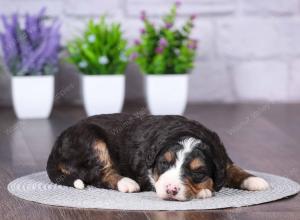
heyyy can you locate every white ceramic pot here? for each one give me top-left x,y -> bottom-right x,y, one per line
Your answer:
81,75 -> 125,116
12,75 -> 54,119
145,74 -> 189,115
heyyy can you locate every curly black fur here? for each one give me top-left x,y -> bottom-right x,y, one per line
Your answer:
47,113 -> 232,191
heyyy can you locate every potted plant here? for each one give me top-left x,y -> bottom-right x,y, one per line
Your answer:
0,8 -> 60,119
130,2 -> 197,115
67,17 -> 128,116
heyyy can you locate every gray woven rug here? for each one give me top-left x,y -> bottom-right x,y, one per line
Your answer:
7,171 -> 300,210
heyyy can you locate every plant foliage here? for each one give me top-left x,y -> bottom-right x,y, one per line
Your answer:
0,8 -> 61,76
67,17 -> 128,75
129,2 -> 197,74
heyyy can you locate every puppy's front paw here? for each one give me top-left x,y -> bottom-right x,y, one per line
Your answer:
241,177 -> 269,191
117,177 -> 140,193
197,189 -> 212,199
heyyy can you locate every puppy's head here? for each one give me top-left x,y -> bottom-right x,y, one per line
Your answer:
148,137 -> 225,201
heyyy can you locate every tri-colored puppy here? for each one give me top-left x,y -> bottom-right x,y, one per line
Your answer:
47,113 -> 269,201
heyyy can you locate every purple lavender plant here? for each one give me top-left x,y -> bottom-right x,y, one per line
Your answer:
0,8 -> 61,76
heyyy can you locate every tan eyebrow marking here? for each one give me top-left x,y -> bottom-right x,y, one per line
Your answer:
189,158 -> 203,170
164,151 -> 175,162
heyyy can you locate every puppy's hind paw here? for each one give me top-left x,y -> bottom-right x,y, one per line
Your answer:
117,177 -> 140,193
73,179 -> 85,190
241,177 -> 269,191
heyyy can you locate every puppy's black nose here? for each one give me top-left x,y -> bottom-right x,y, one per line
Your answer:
166,184 -> 179,196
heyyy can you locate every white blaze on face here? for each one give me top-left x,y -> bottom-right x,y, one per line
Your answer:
154,137 -> 201,201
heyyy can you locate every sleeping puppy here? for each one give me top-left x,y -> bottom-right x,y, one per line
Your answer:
47,113 -> 269,201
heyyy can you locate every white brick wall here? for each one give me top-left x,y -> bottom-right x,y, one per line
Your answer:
126,0 -> 237,16
191,20 -> 215,59
241,0 -> 299,15
0,0 -> 64,16
0,0 -> 299,106
232,61 -> 289,102
64,0 -> 122,16
189,61 -> 234,102
217,18 -> 300,59
289,60 -> 300,101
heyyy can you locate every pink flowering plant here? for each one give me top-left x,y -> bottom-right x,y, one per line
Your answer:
130,2 -> 197,74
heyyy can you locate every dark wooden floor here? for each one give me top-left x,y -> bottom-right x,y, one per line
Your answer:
0,103 -> 299,220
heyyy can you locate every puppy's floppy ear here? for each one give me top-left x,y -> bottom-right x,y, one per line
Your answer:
145,145 -> 158,168
211,154 -> 226,191
145,143 -> 168,169
209,132 -> 228,191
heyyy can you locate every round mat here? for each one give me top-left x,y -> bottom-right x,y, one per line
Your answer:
7,171 -> 300,210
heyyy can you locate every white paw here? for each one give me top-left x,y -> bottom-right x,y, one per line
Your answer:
241,177 -> 269,191
117,177 -> 140,193
197,189 -> 212,199
73,179 -> 85,190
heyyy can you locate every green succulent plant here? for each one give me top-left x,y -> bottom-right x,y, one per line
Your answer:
129,2 -> 197,74
67,17 -> 128,75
